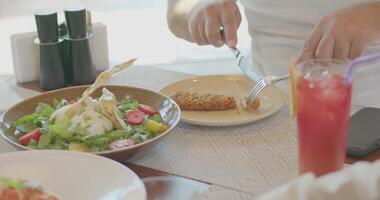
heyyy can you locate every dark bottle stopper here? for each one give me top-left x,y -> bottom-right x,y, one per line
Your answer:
34,10 -> 59,43
64,5 -> 87,39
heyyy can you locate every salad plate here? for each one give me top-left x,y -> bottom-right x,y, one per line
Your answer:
0,85 -> 180,161
159,75 -> 284,126
0,150 -> 146,200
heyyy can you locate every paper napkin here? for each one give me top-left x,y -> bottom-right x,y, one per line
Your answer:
257,160 -> 380,200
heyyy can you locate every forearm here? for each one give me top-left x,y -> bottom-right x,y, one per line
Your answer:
167,0 -> 202,42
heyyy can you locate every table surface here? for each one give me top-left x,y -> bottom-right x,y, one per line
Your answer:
1,65 -> 379,200
15,76 -> 380,166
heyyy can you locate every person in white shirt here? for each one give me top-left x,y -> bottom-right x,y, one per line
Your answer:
167,0 -> 380,107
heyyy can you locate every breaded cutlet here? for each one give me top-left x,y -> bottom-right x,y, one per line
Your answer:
171,91 -> 261,111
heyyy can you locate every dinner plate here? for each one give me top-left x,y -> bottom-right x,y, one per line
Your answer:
0,150 -> 146,200
159,75 -> 284,126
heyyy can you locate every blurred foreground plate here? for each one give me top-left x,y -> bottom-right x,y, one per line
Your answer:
0,150 -> 146,200
159,75 -> 284,126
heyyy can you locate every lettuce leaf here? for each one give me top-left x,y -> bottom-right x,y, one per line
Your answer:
118,99 -> 139,113
53,99 -> 68,110
15,103 -> 54,129
35,103 -> 54,117
37,131 -> 52,149
49,119 -> 72,139
14,113 -> 38,127
81,129 -> 133,151
0,177 -> 23,189
52,99 -> 60,110
27,140 -> 38,149
150,114 -> 162,123
16,123 -> 37,133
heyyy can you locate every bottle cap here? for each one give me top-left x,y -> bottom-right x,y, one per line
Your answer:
34,9 -> 59,43
64,5 -> 87,39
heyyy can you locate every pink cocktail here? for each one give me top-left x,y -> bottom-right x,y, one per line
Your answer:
296,60 -> 352,177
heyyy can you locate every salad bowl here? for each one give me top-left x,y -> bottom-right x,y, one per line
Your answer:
0,85 -> 181,161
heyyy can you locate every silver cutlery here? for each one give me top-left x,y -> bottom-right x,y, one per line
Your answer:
230,47 -> 263,82
229,47 -> 288,102
222,28 -> 288,102
248,74 -> 289,102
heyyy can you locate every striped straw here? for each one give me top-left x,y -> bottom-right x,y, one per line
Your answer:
346,53 -> 380,83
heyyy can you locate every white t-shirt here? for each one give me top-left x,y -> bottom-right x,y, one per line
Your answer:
239,0 -> 380,107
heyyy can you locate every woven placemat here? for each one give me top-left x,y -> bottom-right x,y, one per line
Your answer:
129,105 -> 297,195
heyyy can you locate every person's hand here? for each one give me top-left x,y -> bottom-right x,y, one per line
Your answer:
187,0 -> 241,48
297,2 -> 380,63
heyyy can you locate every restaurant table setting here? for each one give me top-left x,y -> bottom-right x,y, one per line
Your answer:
0,66 -> 268,199
2,61 -> 380,199
2,6 -> 380,200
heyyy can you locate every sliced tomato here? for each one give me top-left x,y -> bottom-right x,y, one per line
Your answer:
125,110 -> 146,125
138,104 -> 158,116
109,139 -> 135,150
19,128 -> 41,146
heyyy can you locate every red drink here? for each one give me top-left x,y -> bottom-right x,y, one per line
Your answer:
296,71 -> 352,177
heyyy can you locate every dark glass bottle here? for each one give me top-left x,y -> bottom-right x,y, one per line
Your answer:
34,10 -> 66,90
63,6 -> 96,85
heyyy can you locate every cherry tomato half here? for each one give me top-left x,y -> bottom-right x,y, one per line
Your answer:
125,110 -> 145,125
109,139 -> 135,150
138,104 -> 158,116
19,128 -> 41,146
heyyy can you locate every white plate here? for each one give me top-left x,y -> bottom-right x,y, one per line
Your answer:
0,150 -> 146,200
159,75 -> 285,126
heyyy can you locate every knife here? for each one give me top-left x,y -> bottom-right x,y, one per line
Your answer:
229,47 -> 263,82
219,28 -> 263,82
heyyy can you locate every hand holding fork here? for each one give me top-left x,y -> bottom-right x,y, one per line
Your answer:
221,28 -> 289,102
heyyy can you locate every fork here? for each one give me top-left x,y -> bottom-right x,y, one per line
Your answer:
248,74 -> 289,102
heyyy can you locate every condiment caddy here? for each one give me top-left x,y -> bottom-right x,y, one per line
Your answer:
10,6 -> 109,89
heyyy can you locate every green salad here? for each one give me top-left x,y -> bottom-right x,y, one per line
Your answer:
13,88 -> 167,152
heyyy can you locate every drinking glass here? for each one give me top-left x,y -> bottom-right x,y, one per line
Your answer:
295,59 -> 352,177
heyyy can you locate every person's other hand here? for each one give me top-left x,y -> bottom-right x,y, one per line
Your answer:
297,3 -> 380,63
188,0 -> 241,48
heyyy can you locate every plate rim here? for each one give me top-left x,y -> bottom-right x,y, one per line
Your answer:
158,74 -> 285,126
